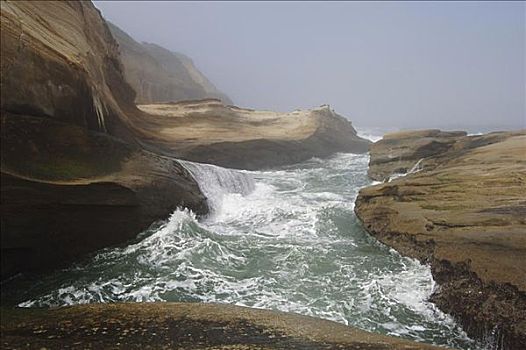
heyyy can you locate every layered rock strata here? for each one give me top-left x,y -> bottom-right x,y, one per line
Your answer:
137,100 -> 371,170
0,0 -> 369,278
355,129 -> 526,349
0,0 -> 207,278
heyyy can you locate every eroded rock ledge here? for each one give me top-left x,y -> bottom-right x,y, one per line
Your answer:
1,0 -> 370,278
0,0 -> 207,279
355,129 -> 526,349
136,100 -> 371,170
0,302 -> 445,350
0,0 -> 370,279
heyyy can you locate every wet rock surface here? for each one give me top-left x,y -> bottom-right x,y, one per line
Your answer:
367,129 -> 467,181
0,303 -> 445,350
355,129 -> 526,349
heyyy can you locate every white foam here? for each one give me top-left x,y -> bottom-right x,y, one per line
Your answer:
388,158 -> 425,182
356,128 -> 384,142
16,153 -> 477,349
179,160 -> 255,214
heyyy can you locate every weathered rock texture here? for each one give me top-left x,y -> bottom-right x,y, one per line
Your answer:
367,129 -> 468,181
355,129 -> 526,349
108,22 -> 232,105
0,0 -> 207,279
0,302 -> 446,349
137,100 -> 371,170
0,0 -> 369,278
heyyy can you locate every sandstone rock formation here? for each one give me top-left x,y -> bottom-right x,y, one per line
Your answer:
0,0 -> 207,279
108,22 -> 232,105
137,100 -> 371,170
355,130 -> 526,349
367,129 -> 467,181
0,0 -> 369,278
1,302 -> 445,349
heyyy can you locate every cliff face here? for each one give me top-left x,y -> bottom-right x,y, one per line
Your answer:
137,100 -> 371,170
0,0 -> 207,279
0,1 -> 371,279
355,130 -> 526,349
108,22 -> 232,105
1,0 -> 137,139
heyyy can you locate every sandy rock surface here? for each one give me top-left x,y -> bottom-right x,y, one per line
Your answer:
136,100 -> 370,170
1,303 -> 446,350
355,129 -> 526,349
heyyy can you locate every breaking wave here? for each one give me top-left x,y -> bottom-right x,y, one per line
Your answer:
5,153 -> 479,349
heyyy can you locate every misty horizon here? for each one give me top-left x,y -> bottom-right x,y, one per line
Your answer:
2,2 -> 525,348
94,1 -> 525,132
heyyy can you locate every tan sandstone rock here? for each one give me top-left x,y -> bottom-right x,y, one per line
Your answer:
0,302 -> 447,349
355,129 -> 526,349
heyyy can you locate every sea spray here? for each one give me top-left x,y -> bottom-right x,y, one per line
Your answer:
179,160 -> 255,213
4,153 -> 479,349
388,158 -> 425,182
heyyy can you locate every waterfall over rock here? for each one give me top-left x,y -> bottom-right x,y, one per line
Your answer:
6,153 -> 477,350
179,160 -> 255,212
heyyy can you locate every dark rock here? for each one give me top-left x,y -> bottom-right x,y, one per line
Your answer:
0,1 -> 207,279
0,302 -> 446,349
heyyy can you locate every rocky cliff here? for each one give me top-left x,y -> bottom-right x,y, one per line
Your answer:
137,100 -> 371,170
0,0 -> 369,278
108,22 -> 232,105
355,130 -> 526,349
0,0 -> 207,279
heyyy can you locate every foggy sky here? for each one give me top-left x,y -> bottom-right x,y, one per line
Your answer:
94,1 -> 525,131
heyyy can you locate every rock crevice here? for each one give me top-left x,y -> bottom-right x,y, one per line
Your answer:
355,129 -> 526,349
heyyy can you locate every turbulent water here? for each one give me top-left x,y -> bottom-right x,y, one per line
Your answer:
2,141 -> 483,349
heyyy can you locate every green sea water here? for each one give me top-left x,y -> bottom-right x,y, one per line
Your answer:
2,152 -> 483,349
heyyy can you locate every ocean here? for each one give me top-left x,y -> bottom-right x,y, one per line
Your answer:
2,129 -> 483,349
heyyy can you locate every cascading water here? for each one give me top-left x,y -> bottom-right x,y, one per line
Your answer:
1,144 -> 483,349
178,160 -> 255,213
388,158 -> 425,182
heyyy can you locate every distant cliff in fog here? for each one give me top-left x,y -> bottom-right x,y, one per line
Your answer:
108,22 -> 232,105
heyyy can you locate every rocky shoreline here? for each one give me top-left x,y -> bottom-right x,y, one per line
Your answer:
0,0 -> 368,278
136,100 -> 370,170
0,303 -> 445,350
2,1 -> 523,349
355,129 -> 526,349
0,1 -> 209,279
